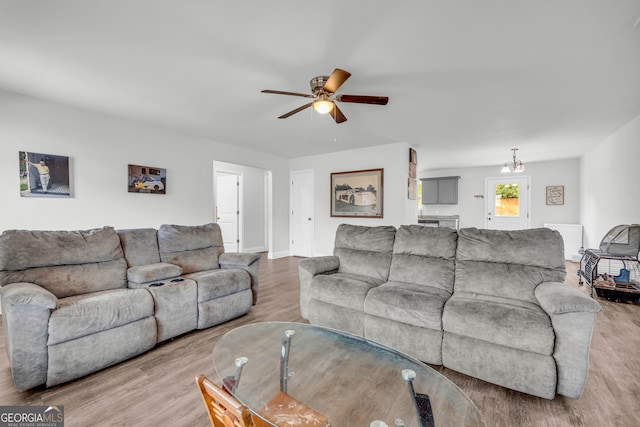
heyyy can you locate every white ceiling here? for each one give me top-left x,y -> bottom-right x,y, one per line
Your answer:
1,1 -> 639,170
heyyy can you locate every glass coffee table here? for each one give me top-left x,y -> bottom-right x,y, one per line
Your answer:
213,321 -> 485,427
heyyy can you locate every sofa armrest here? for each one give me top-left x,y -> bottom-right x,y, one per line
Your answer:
298,256 -> 340,319
536,282 -> 602,315
535,282 -> 602,398
219,253 -> 260,305
1,282 -> 57,391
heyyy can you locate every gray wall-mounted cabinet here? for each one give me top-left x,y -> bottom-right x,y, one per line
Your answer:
421,176 -> 460,204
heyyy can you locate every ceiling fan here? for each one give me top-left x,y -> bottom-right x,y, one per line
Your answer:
261,68 -> 389,124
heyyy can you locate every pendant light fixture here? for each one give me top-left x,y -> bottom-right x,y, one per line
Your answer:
500,148 -> 525,173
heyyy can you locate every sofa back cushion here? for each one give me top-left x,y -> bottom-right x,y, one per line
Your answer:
389,225 -> 457,293
455,227 -> 566,304
0,227 -> 127,298
333,224 -> 396,282
157,223 -> 224,274
117,228 -> 161,267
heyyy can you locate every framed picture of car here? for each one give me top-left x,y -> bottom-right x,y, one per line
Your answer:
128,164 -> 166,194
331,168 -> 383,218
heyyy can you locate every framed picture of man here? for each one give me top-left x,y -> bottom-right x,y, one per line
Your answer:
19,151 -> 71,197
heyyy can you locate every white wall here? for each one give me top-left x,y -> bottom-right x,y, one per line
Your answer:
418,158 -> 581,229
581,114 -> 640,248
0,91 -> 290,256
213,161 -> 268,253
290,142 -> 416,256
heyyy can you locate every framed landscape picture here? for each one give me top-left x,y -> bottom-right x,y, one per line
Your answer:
331,168 -> 383,218
128,164 -> 167,194
19,151 -> 71,197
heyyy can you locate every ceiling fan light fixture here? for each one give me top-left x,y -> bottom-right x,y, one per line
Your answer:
313,94 -> 334,114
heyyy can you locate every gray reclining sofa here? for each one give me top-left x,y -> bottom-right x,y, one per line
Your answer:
299,224 -> 602,399
0,223 -> 259,391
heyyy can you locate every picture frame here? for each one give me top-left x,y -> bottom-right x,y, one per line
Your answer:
128,164 -> 167,194
331,168 -> 383,218
408,178 -> 417,200
409,148 -> 417,178
19,151 -> 71,197
546,185 -> 564,205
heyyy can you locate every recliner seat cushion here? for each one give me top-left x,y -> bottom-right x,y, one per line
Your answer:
185,269 -> 250,302
127,262 -> 182,284
48,288 -> 154,345
364,281 -> 451,330
309,273 -> 384,311
443,295 -> 555,355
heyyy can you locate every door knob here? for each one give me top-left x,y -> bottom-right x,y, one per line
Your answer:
308,218 -> 312,221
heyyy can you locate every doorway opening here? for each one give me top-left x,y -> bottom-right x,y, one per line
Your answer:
213,161 -> 271,256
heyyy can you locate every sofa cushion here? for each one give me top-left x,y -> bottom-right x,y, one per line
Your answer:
388,225 -> 457,293
364,281 -> 451,330
309,273 -> 384,311
127,262 -> 182,284
456,228 -> 566,280
334,224 -> 396,282
117,228 -> 161,267
48,288 -> 154,345
0,227 -> 128,298
0,259 -> 128,299
185,269 -> 250,302
442,294 -> 555,355
158,223 -> 224,274
0,227 -> 124,271
455,228 -> 567,304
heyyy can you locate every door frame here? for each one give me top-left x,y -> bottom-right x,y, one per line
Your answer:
484,175 -> 531,230
290,170 -> 315,257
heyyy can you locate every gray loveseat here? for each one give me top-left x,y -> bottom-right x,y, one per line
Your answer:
0,223 -> 259,391
299,224 -> 602,399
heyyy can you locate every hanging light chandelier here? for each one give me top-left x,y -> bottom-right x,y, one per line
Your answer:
500,148 -> 525,173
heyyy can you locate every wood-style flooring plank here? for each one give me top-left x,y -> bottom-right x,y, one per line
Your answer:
0,255 -> 638,426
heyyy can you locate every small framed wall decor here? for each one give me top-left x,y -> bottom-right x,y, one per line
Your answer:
408,178 -> 417,200
128,164 -> 167,194
331,168 -> 383,218
546,185 -> 564,205
409,147 -> 417,178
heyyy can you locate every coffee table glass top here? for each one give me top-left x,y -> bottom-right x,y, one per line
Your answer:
213,321 -> 485,427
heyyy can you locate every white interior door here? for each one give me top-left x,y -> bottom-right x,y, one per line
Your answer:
217,173 -> 239,252
291,170 -> 314,257
485,176 -> 530,230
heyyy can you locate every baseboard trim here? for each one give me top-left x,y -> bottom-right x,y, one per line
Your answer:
268,250 -> 290,259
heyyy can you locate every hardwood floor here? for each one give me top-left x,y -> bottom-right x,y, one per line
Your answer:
0,255 -> 638,426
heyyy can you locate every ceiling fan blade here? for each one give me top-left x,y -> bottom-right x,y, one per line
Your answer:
262,89 -> 315,98
278,102 -> 313,119
330,104 -> 347,123
336,94 -> 389,105
323,69 -> 351,93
